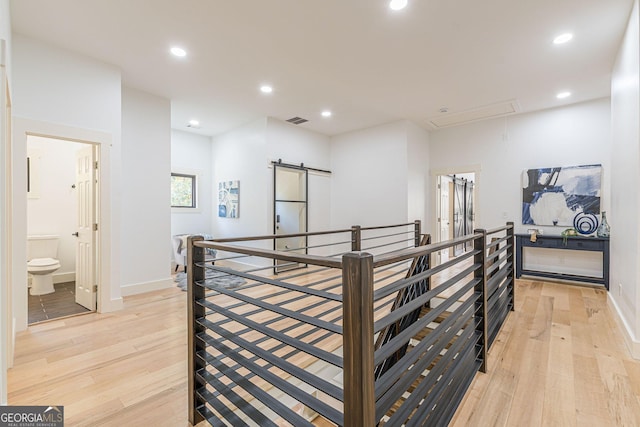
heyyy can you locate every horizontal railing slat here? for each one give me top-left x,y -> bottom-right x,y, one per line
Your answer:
195,241 -> 343,268
487,262 -> 512,296
198,298 -> 343,368
188,221 -> 515,426
373,278 -> 479,366
202,264 -> 343,302
196,373 -> 271,427
375,297 -> 477,418
197,318 -> 344,404
486,241 -> 511,262
486,233 -> 510,250
404,335 -> 480,426
197,280 -> 343,335
372,234 -> 481,267
197,402 -> 247,427
373,262 -> 479,333
387,320 -> 479,425
373,250 -> 478,301
195,353 -> 312,427
197,329 -> 344,425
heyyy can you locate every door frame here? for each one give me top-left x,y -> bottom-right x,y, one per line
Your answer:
25,135 -> 98,316
432,165 -> 481,264
273,162 -> 309,274
12,118 -> 118,333
1,38 -> 12,404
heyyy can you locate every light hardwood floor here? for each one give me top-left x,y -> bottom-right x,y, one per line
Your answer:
9,287 -> 191,427
8,279 -> 640,426
451,279 -> 640,427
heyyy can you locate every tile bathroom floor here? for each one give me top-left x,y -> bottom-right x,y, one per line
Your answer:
28,281 -> 91,324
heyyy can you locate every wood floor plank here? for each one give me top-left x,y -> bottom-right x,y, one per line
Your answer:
453,279 -> 640,427
8,277 -> 640,426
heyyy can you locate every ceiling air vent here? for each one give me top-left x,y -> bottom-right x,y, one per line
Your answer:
286,117 -> 309,125
427,99 -> 521,129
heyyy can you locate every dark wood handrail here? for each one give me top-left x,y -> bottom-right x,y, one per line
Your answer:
486,223 -> 514,235
207,228 -> 353,243
194,241 -> 343,269
372,233 -> 481,267
359,221 -> 418,231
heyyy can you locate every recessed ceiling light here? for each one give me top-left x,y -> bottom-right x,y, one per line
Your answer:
389,0 -> 408,10
260,85 -> 273,94
553,33 -> 573,44
170,47 -> 187,57
188,119 -> 200,127
321,110 -> 332,118
556,91 -> 571,99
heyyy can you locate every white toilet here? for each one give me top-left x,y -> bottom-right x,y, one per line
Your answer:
27,235 -> 61,296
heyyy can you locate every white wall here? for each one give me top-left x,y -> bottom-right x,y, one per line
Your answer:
211,118 -> 332,265
610,0 -> 640,357
407,122 -> 431,230
212,118 -> 269,242
266,118 -> 332,235
330,120 -> 432,230
171,130 -> 213,236
430,99 -> 612,279
120,86 -> 172,295
11,35 -> 122,330
330,121 -> 409,229
26,136 -> 79,281
212,118 -> 332,238
429,99 -> 612,232
0,0 -> 11,85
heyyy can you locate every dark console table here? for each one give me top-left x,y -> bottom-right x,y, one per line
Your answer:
515,234 -> 609,290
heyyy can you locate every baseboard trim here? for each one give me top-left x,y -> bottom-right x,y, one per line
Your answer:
9,317 -> 15,369
120,277 -> 174,297
607,294 -> 640,360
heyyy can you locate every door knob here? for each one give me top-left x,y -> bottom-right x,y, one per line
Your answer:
72,232 -> 79,237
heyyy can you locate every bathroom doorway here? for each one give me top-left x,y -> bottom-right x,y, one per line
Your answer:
26,135 -> 98,324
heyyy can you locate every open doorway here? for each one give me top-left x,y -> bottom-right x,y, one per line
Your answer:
273,163 -> 308,273
435,172 -> 476,264
26,136 -> 98,324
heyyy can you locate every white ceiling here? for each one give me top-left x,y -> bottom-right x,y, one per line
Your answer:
9,0 -> 635,137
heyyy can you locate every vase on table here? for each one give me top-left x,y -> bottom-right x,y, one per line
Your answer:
597,211 -> 610,237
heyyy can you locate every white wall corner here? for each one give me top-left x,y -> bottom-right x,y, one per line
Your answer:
120,277 -> 174,297
608,294 -> 640,359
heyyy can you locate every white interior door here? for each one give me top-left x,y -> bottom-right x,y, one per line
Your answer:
75,146 -> 96,310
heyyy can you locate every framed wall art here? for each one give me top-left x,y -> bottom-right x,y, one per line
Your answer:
522,164 -> 601,226
218,180 -> 239,218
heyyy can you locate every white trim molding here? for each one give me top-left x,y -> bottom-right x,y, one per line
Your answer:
12,117 -> 119,331
608,294 -> 640,360
120,277 -> 174,297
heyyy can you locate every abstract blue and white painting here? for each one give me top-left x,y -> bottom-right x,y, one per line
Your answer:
218,180 -> 239,218
522,164 -> 601,226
